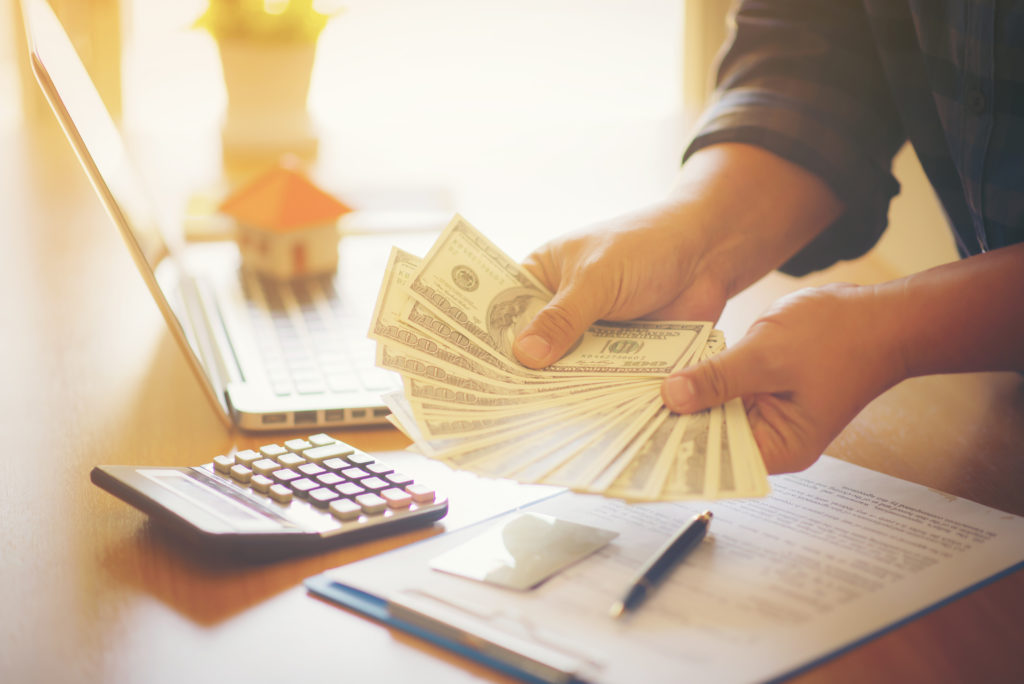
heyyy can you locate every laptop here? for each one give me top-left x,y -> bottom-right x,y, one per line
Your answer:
22,0 -> 399,431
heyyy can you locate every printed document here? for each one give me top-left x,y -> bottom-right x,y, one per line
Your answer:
322,456 -> 1024,683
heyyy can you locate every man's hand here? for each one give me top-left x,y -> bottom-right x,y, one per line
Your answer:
512,144 -> 845,370
512,206 -> 729,369
661,283 -> 905,473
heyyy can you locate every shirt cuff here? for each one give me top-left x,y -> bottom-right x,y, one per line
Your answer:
683,95 -> 901,276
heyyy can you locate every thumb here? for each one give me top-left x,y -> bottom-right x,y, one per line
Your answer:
661,343 -> 768,413
514,282 -> 606,368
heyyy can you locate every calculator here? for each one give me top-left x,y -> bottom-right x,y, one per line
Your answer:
91,434 -> 448,559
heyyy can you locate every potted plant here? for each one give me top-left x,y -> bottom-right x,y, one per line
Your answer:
195,0 -> 332,160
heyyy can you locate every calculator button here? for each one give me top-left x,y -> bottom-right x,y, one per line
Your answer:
309,487 -> 340,508
361,477 -> 389,492
335,481 -> 364,497
284,438 -> 312,453
213,455 -> 234,473
252,458 -> 280,476
321,457 -> 348,472
406,483 -> 435,504
272,468 -> 300,483
355,493 -> 388,515
308,433 -> 336,447
385,472 -> 414,488
381,488 -> 412,509
304,442 -> 355,463
259,444 -> 289,459
269,484 -> 293,503
366,462 -> 394,476
234,449 -> 261,467
316,472 -> 344,487
290,478 -> 319,497
341,467 -> 370,480
329,498 -> 361,521
251,474 -> 274,493
345,452 -> 375,467
298,463 -> 326,478
230,464 -> 252,483
277,453 -> 306,469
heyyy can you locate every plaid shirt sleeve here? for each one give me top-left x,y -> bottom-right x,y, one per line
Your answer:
683,0 -> 906,276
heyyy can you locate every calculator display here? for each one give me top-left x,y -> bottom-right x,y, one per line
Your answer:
141,469 -> 285,532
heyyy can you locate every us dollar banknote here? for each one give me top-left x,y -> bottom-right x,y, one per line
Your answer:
369,214 -> 768,502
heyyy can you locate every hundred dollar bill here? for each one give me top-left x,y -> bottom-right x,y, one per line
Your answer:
407,215 -> 710,376
588,407 -> 678,497
382,390 -> 550,459
534,396 -> 659,489
371,248 -> 541,383
412,385 -> 648,442
403,375 -> 656,416
658,407 -> 714,500
466,392 -> 656,484
718,397 -> 770,498
370,215 -> 768,502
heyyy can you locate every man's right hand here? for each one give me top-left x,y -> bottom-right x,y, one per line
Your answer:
512,143 -> 845,370
512,204 -> 730,369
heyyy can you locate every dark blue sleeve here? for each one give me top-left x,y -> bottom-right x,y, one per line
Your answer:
683,0 -> 906,275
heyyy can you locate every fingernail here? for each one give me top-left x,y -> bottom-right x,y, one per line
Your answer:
664,375 -> 695,411
516,334 -> 551,365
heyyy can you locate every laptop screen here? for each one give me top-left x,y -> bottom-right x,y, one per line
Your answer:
22,0 -> 171,271
22,0 -> 231,424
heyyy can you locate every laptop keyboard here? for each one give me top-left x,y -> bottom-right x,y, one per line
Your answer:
241,273 -> 395,398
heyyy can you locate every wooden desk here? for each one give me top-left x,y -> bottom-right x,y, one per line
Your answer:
2,112 -> 1023,684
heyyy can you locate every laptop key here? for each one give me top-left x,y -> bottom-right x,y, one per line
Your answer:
358,368 -> 396,391
296,379 -> 327,395
327,373 -> 358,393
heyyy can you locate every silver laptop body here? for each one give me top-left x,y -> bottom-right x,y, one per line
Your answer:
23,0 -> 397,431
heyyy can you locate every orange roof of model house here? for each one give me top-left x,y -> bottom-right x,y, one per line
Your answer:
219,164 -> 353,233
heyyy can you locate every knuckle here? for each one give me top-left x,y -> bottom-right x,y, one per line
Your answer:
699,356 -> 732,402
746,342 -> 783,380
534,301 -> 585,342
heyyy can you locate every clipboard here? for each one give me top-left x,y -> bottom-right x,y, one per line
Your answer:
306,573 -> 578,684
306,457 -> 1024,684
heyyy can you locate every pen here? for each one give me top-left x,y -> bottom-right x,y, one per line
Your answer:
609,509 -> 712,618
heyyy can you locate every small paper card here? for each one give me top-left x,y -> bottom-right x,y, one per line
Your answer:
429,512 -> 618,590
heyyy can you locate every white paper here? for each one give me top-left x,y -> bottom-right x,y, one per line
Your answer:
325,456 -> 1024,683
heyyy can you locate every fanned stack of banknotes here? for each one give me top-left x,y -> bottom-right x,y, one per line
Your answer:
369,215 -> 770,502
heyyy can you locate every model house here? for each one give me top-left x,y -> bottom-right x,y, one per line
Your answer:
219,163 -> 352,280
